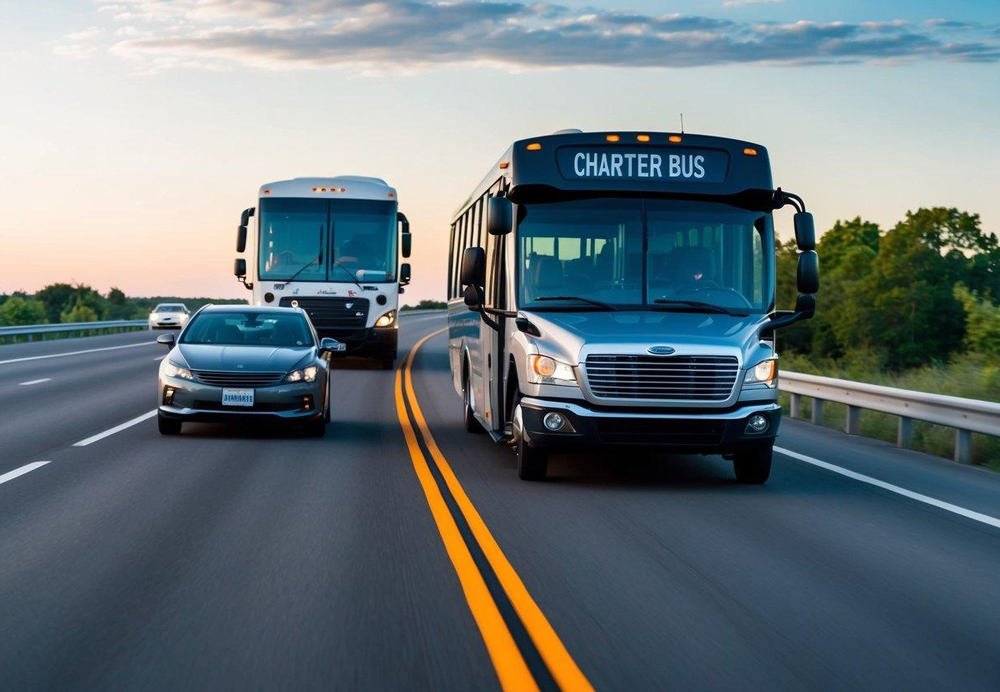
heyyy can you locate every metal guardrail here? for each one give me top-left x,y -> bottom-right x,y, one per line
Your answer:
781,371 -> 1000,464
0,320 -> 147,338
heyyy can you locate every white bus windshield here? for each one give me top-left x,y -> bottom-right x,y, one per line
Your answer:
517,198 -> 772,313
258,198 -> 397,283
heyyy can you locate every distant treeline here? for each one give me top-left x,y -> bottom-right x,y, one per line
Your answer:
401,300 -> 446,311
0,284 -> 244,326
776,207 -> 1000,371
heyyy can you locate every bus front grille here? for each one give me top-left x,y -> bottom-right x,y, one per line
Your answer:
279,297 -> 369,329
583,355 -> 739,402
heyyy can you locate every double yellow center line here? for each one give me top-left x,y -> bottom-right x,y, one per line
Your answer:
395,328 -> 594,692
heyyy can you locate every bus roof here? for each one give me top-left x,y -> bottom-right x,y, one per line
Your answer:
454,131 -> 773,218
259,176 -> 397,201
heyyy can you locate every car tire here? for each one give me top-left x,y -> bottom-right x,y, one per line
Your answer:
158,413 -> 181,435
304,418 -> 326,438
381,358 -> 395,370
463,370 -> 483,434
733,445 -> 772,484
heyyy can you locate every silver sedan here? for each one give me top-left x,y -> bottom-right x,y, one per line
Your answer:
148,303 -> 190,330
156,305 -> 345,436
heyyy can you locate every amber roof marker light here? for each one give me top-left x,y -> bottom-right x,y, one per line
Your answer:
605,134 -> 620,142
744,147 -> 758,156
526,142 -> 542,151
668,135 -> 682,143
637,134 -> 651,143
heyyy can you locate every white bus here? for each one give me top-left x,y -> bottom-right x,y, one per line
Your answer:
234,176 -> 412,369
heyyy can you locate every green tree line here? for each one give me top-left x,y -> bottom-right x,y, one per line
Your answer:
777,207 -> 1000,370
0,284 -> 243,327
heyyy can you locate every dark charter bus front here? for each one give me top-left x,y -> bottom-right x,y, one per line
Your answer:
449,131 -> 818,483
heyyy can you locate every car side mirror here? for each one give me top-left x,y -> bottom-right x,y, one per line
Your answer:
486,196 -> 512,236
794,212 -> 816,251
236,225 -> 247,253
461,246 -> 486,287
797,251 -> 819,294
400,263 -> 411,286
240,207 -> 255,227
320,337 -> 347,354
156,333 -> 175,348
234,258 -> 247,278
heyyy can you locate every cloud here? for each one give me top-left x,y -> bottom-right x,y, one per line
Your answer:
722,0 -> 786,9
57,0 -> 1000,72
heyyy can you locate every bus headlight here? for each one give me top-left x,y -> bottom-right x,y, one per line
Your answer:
287,365 -> 319,383
743,359 -> 777,388
375,310 -> 396,328
526,355 -> 576,386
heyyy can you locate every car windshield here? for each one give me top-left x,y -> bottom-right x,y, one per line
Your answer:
155,305 -> 186,313
517,197 -> 773,313
258,197 -> 397,283
181,312 -> 314,347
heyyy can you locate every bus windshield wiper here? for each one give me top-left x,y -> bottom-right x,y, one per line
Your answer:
534,296 -> 618,311
331,257 -> 366,293
653,299 -> 746,316
282,254 -> 321,285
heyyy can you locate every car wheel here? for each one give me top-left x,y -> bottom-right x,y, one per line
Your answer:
733,445 -> 772,484
304,418 -> 326,438
463,370 -> 483,434
158,413 -> 181,435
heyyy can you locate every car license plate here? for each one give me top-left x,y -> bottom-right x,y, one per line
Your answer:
222,388 -> 254,407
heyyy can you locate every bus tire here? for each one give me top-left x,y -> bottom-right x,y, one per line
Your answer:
380,358 -> 395,370
733,445 -> 772,484
463,370 -> 483,434
516,434 -> 548,481
157,413 -> 181,436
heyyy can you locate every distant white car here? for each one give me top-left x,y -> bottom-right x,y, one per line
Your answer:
148,303 -> 190,330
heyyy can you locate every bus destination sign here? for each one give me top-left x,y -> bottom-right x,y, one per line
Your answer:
556,147 -> 729,183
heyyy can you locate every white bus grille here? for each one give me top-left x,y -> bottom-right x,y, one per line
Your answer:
583,355 -> 740,402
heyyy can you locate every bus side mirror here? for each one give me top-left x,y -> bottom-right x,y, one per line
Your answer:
794,212 -> 815,251
240,207 -> 255,227
236,225 -> 247,253
797,251 -> 819,294
400,263 -> 411,286
461,247 -> 486,287
795,293 -> 816,319
486,197 -> 512,236
463,285 -> 482,309
401,233 -> 412,259
398,213 -> 412,258
234,258 -> 246,278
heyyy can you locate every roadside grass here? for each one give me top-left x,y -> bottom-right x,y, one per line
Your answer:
779,353 -> 1000,471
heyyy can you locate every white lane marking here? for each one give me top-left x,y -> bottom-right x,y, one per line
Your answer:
0,341 -> 155,366
19,378 -> 52,386
74,410 -> 157,447
0,462 -> 50,486
153,356 -> 165,361
775,446 -> 1000,530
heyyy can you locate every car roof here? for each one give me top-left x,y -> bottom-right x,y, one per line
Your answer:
197,304 -> 303,315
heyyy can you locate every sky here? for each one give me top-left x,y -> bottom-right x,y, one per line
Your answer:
1,0 -> 998,304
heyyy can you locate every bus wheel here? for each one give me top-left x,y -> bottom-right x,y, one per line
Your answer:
380,358 -> 395,370
733,445 -> 772,484
463,372 -> 483,434
516,434 -> 548,481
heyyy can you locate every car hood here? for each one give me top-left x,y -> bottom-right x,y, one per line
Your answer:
520,310 -> 768,364
175,344 -> 314,372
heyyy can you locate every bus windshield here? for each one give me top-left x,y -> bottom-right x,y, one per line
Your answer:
258,198 -> 397,283
517,198 -> 772,314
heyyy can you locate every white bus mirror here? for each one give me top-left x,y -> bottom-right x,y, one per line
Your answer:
487,197 -> 512,236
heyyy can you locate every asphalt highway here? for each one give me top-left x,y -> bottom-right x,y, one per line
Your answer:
1,313 -> 999,691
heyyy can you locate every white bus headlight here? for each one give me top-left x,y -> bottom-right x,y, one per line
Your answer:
163,361 -> 194,381
375,310 -> 396,328
743,359 -> 777,387
526,355 -> 576,386
286,365 -> 319,383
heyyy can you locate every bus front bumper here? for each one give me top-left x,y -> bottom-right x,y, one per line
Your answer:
517,398 -> 780,454
315,327 -> 397,357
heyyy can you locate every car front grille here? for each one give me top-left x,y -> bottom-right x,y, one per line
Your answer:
193,400 -> 302,412
192,370 -> 286,387
594,418 -> 726,445
583,355 -> 740,402
279,297 -> 369,329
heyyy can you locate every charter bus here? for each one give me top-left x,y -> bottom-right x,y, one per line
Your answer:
447,130 -> 818,483
234,176 -> 412,369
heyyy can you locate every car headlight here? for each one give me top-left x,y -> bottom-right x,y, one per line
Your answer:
286,365 -> 320,383
526,355 -> 576,386
743,359 -> 778,388
375,310 -> 396,328
163,361 -> 194,381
